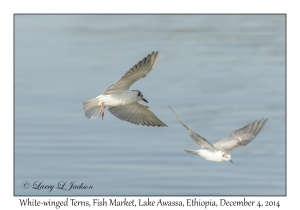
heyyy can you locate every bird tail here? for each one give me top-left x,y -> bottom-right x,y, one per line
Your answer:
83,98 -> 100,120
184,150 -> 199,155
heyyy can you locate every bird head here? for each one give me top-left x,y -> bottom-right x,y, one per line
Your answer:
133,90 -> 148,103
223,152 -> 233,163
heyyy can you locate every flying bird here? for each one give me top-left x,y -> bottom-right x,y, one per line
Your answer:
83,51 -> 167,127
169,106 -> 267,163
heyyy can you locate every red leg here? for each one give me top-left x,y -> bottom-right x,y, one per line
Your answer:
99,102 -> 105,120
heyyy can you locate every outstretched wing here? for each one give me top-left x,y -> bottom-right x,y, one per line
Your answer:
169,106 -> 217,152
213,118 -> 268,151
108,102 -> 167,127
103,51 -> 159,94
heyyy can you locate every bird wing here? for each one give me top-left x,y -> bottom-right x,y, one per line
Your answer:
103,51 -> 159,94
108,102 -> 167,127
213,118 -> 268,151
169,106 -> 217,152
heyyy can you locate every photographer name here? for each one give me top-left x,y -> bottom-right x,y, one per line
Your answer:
31,181 -> 93,192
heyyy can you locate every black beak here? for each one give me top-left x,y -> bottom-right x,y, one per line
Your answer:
142,98 -> 148,103
230,160 -> 233,163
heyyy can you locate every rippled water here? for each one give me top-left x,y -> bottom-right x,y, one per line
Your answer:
15,15 -> 285,195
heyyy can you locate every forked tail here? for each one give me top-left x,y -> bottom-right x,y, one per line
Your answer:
184,150 -> 199,155
83,98 -> 100,120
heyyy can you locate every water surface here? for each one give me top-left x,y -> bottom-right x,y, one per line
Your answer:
15,15 -> 285,195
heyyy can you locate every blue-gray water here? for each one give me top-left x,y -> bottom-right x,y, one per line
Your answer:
15,15 -> 285,195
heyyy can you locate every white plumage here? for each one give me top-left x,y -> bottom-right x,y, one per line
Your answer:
83,51 -> 167,127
